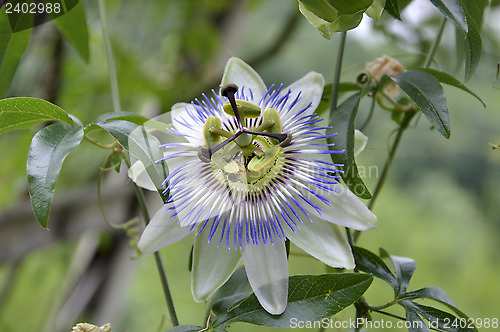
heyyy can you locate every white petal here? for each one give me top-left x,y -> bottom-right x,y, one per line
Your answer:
138,205 -> 190,254
280,72 -> 325,125
166,167 -> 233,228
162,154 -> 199,181
220,57 -> 267,100
241,241 -> 288,315
285,218 -> 354,269
354,129 -> 368,157
302,183 -> 377,231
283,138 -> 336,164
128,160 -> 157,191
191,226 -> 241,302
280,135 -> 376,231
170,102 -> 204,146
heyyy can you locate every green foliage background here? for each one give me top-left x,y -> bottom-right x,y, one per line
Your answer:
1,0 -> 499,331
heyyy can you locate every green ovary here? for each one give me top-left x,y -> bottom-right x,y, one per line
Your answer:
211,135 -> 284,190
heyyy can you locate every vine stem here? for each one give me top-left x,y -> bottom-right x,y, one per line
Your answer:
327,30 -> 363,332
97,0 -> 178,326
329,32 -> 356,253
98,150 -> 121,229
97,149 -> 139,231
98,0 -> 121,113
359,94 -> 376,131
84,134 -> 115,149
424,17 -> 446,69
125,156 -> 180,327
366,110 -> 415,211
352,16 -> 448,332
363,17 -> 447,213
330,31 -> 347,112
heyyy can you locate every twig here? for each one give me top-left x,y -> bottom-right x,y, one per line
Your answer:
125,156 -> 179,327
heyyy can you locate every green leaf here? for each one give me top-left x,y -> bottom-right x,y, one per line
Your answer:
298,0 -> 373,39
463,10 -> 481,82
405,301 -> 476,332
96,112 -> 170,134
0,97 -> 75,134
461,0 -> 488,30
391,109 -> 403,124
401,286 -> 476,330
98,120 -> 168,192
326,0 -> 375,15
0,8 -> 32,97
417,68 -> 485,107
380,248 -> 417,296
206,267 -> 251,318
27,124 -> 84,228
429,0 -> 467,32
384,0 -> 401,19
298,0 -> 338,21
366,0 -> 386,20
49,0 -> 90,62
298,0 -> 375,21
83,123 -> 102,134
109,149 -> 123,172
391,70 -> 450,138
352,246 -> 398,291
165,325 -> 203,332
298,2 -> 363,39
210,273 -> 373,329
327,93 -> 372,199
210,293 -> 251,321
401,301 -> 431,332
402,287 -> 456,307
95,112 -> 151,126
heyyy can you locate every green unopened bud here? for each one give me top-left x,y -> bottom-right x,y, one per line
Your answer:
263,108 -> 282,144
203,116 -> 222,148
223,99 -> 261,119
247,146 -> 279,172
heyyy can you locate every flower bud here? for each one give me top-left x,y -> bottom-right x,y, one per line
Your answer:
365,55 -> 405,97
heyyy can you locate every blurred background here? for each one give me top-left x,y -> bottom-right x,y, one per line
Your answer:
1,0 -> 499,331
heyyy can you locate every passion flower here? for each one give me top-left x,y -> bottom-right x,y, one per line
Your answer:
132,57 -> 376,315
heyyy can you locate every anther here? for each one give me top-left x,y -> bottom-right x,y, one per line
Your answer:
279,133 -> 293,147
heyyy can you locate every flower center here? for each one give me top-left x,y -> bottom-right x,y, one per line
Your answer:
198,84 -> 292,187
